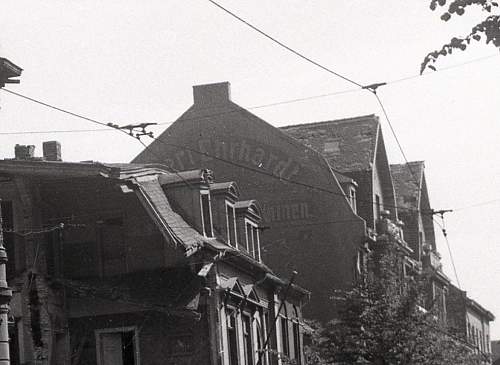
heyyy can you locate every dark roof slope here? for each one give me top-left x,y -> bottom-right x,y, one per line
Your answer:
0,159 -> 280,275
280,114 -> 379,173
134,175 -> 208,254
390,161 -> 424,211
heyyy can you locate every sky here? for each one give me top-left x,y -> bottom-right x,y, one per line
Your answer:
1,0 -> 500,336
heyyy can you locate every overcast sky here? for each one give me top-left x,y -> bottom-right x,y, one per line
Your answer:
2,0 -> 500,336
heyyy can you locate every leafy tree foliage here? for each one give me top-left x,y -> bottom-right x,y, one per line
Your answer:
304,237 -> 484,364
422,0 -> 500,72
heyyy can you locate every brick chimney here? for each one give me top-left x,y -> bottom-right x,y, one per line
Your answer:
193,82 -> 231,106
14,144 -> 35,160
42,141 -> 62,161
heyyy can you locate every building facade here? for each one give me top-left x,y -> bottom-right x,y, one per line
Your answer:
390,161 -> 450,323
132,82 -> 495,362
133,82 -> 367,322
0,144 -> 308,365
447,284 -> 495,361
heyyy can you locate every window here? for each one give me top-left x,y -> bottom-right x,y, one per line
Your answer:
252,227 -> 260,261
226,202 -> 237,247
349,187 -> 357,213
280,317 -> 290,357
245,220 -> 261,261
262,312 -> 270,365
255,319 -> 265,365
95,327 -> 139,365
292,307 -> 302,365
242,314 -> 253,365
200,192 -> 213,237
226,309 -> 239,365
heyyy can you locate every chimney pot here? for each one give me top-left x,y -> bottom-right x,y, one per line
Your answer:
43,141 -> 62,161
14,144 -> 35,160
193,82 -> 231,106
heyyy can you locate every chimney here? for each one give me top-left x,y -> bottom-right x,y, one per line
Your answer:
193,82 -> 231,106
14,144 -> 35,160
43,141 -> 62,161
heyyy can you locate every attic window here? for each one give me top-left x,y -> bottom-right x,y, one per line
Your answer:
226,202 -> 237,247
245,220 -> 261,261
200,191 -> 213,238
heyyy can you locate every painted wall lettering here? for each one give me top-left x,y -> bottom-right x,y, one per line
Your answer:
261,202 -> 311,222
169,137 -> 303,180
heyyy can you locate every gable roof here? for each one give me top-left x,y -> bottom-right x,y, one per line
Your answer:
280,114 -> 379,173
390,161 -> 425,211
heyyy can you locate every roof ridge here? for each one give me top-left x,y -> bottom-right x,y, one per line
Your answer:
280,114 -> 378,130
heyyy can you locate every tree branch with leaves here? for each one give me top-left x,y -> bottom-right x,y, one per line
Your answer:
422,0 -> 500,73
304,234 -> 484,364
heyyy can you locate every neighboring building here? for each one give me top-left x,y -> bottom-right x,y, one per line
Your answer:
133,82 -> 367,322
132,82 -> 495,352
281,114 -> 398,231
391,161 -> 450,323
0,144 -> 308,365
281,115 -> 424,276
447,284 -> 495,361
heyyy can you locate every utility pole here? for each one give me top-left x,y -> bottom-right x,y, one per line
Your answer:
0,57 -> 22,365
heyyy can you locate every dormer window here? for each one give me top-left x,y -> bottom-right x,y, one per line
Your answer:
235,200 -> 262,262
200,191 -> 213,237
226,202 -> 237,247
245,220 -> 260,261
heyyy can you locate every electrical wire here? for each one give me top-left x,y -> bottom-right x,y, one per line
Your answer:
433,216 -> 461,289
207,0 -> 363,88
204,0 -> 459,192
147,134 -> 425,215
372,92 -> 421,188
0,88 -> 195,190
0,86 -> 429,215
2,50 -> 497,136
1,88 -> 113,129
386,53 -> 500,86
453,198 -> 500,211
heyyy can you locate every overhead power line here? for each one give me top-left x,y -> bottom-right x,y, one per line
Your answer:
1,88 -> 111,129
0,87 -> 420,215
2,50 -> 498,137
0,86 -> 464,217
207,0 -> 363,88
372,92 -> 421,187
206,0 -> 424,191
433,216 -> 461,289
0,82 -> 468,291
